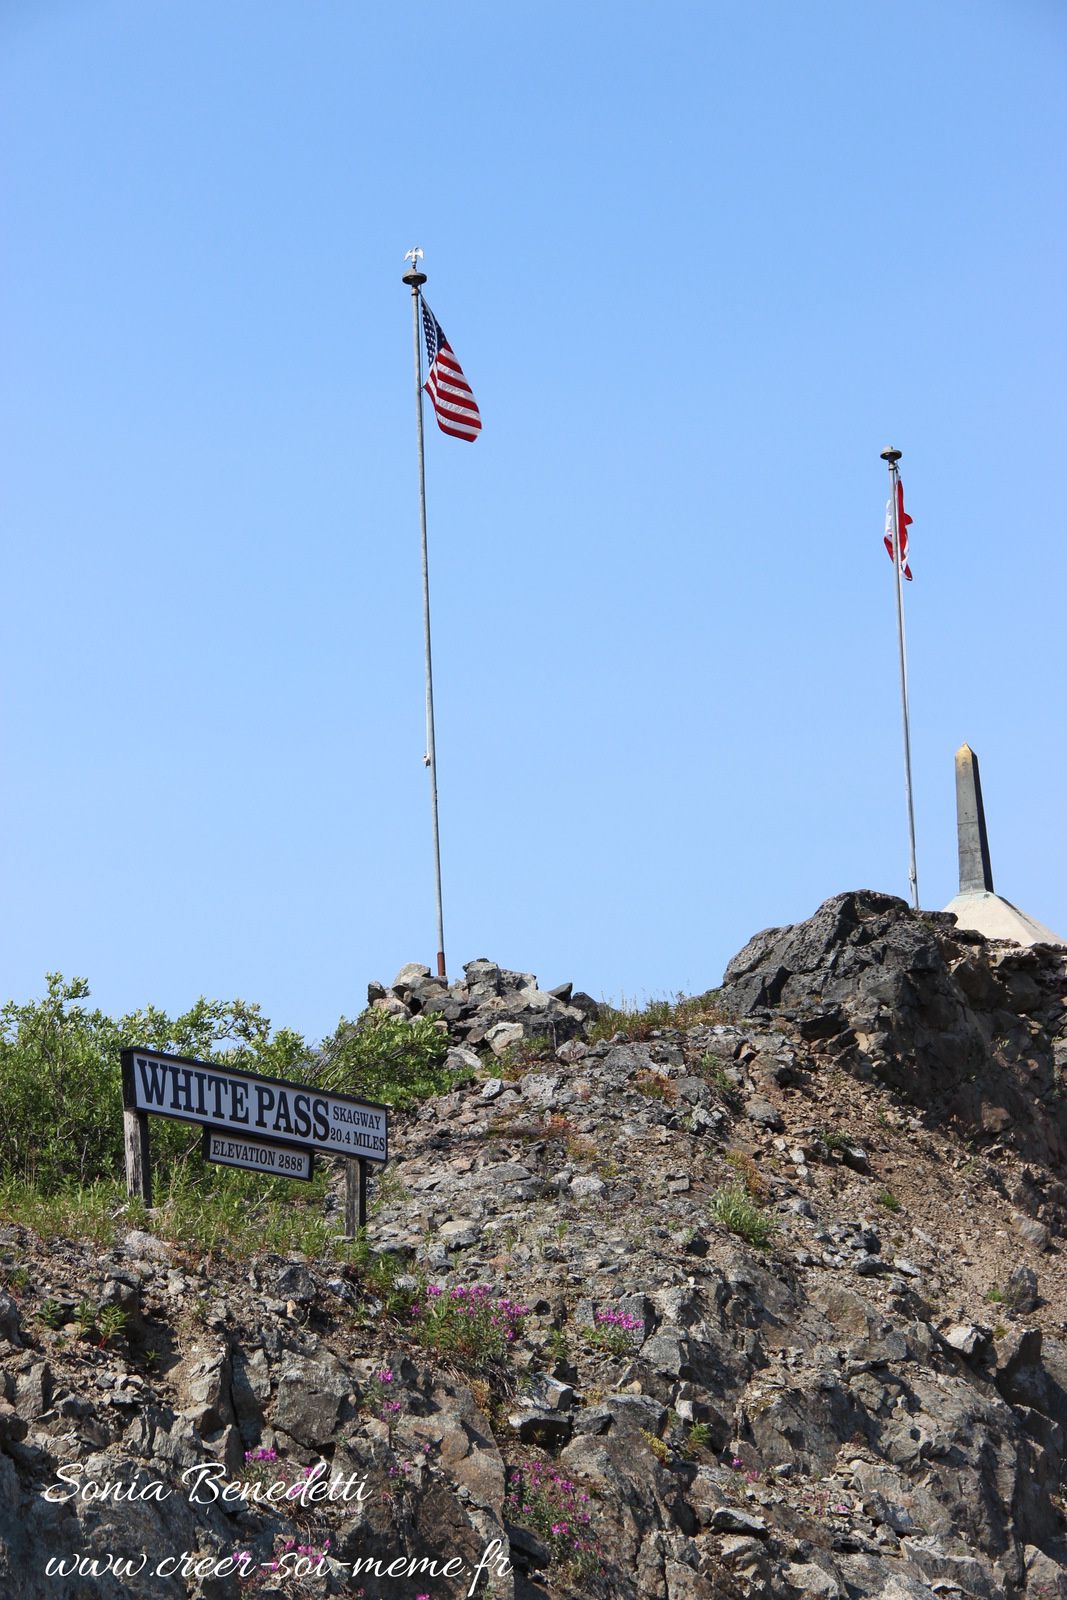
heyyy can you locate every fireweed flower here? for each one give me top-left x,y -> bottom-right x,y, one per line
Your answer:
407,1283 -> 531,1357
507,1460 -> 600,1574
593,1308 -> 644,1330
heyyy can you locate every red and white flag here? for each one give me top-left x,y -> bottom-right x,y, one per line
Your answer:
883,478 -> 913,580
420,299 -> 481,442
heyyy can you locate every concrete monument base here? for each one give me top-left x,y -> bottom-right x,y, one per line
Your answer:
942,889 -> 1065,948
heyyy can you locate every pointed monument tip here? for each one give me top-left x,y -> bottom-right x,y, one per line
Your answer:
955,742 -> 994,895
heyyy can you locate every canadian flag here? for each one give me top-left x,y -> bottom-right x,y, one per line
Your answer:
884,478 -> 913,581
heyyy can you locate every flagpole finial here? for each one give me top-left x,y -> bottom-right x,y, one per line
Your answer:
403,246 -> 427,288
880,446 -> 902,464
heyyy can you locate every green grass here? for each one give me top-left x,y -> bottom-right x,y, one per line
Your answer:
684,1422 -> 716,1456
633,1069 -> 674,1101
0,1179 -> 131,1245
876,1189 -> 902,1213
0,1167 -> 394,1268
708,1181 -> 775,1250
1,1264 -> 31,1294
697,1054 -> 741,1103
588,990 -> 727,1043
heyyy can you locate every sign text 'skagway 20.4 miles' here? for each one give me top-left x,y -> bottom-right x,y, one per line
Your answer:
121,1049 -> 388,1163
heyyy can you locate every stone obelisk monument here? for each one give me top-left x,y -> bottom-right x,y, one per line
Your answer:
955,744 -> 994,896
942,743 -> 1065,946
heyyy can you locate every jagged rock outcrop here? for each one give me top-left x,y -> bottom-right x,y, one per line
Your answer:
3,895 -> 1067,1598
721,889 -> 1067,1164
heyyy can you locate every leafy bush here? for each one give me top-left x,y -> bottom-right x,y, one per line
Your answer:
0,976 -> 482,1262
708,1181 -> 775,1250
0,977 -> 471,1206
316,1009 -> 462,1110
0,975 -> 308,1193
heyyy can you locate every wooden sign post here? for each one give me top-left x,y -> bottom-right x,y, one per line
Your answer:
344,1158 -> 369,1236
123,1104 -> 152,1206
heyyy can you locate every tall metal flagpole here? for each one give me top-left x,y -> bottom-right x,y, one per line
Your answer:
881,446 -> 919,910
403,248 -> 447,979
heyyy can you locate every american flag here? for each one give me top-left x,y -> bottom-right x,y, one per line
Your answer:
883,477 -> 913,580
420,299 -> 481,442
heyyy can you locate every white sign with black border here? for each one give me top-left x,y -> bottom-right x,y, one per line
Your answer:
202,1128 -> 315,1181
121,1048 -> 389,1162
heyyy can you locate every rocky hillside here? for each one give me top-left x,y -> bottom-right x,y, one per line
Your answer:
3,891 -> 1067,1599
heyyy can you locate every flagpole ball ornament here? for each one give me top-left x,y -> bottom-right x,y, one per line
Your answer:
880,446 -> 902,464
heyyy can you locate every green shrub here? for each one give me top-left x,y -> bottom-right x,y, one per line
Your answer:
317,1009 -> 462,1109
0,978 -> 462,1188
0,978 -> 470,1252
0,974 -> 308,1193
708,1181 -> 775,1250
876,1189 -> 902,1213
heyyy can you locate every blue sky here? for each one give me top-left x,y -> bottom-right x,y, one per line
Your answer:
2,1 -> 1064,1039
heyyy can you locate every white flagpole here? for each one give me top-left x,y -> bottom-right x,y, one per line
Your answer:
403,248 -> 447,979
881,446 -> 919,910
